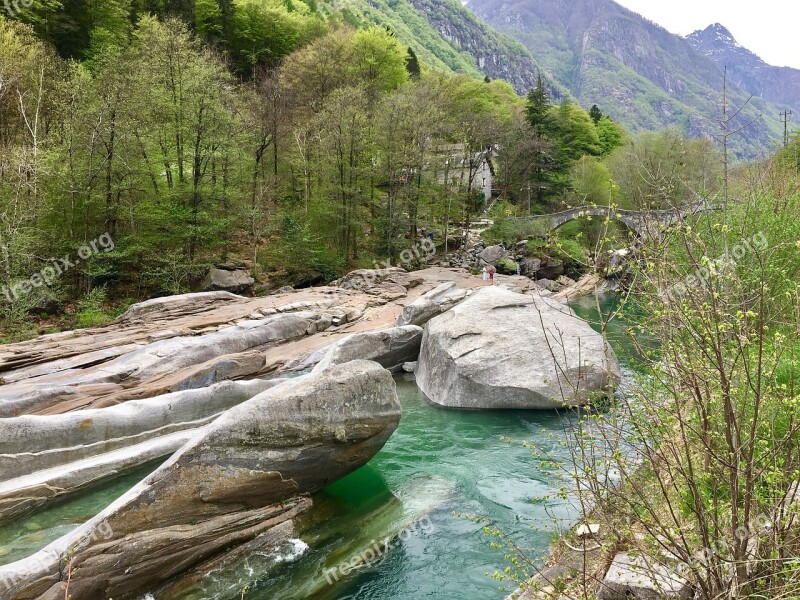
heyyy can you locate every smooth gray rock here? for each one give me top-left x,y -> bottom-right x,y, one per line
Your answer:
203,268 -> 255,293
478,245 -> 508,265
312,326 -> 423,373
402,361 -> 417,373
416,286 -> 620,409
597,552 -> 692,599
0,379 -> 281,523
117,291 -> 243,322
0,360 -> 400,600
397,282 -> 469,327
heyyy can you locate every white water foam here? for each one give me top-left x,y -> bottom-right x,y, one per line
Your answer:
273,538 -> 309,563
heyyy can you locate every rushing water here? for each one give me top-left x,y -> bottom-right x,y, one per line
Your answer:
0,294 -> 635,600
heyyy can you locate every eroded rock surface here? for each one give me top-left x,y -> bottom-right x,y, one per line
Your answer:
0,379 -> 281,524
312,325 -> 423,373
0,360 -> 400,600
397,282 -> 469,327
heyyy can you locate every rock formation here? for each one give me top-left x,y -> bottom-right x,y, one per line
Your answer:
312,326 -> 423,373
416,286 -> 620,409
0,379 -> 281,524
397,282 -> 469,327
0,361 -> 400,600
0,266 -> 610,597
203,265 -> 255,294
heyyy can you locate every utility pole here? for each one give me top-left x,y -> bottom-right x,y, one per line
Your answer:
527,184 -> 532,215
722,67 -> 728,208
780,110 -> 792,147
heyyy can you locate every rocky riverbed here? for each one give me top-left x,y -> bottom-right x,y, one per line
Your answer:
0,267 -> 617,598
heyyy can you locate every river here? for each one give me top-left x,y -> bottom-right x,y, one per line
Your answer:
0,293 -> 636,600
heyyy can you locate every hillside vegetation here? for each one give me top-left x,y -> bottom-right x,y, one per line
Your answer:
0,3 -> 626,339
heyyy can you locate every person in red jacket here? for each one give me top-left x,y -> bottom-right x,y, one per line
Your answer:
487,265 -> 496,284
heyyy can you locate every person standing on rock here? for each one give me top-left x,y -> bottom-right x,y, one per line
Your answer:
488,265 -> 496,284
482,267 -> 488,281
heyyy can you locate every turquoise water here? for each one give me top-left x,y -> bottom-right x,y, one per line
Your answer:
0,294 -> 635,600
568,292 -> 647,367
0,462 -> 162,565
156,377 -> 583,600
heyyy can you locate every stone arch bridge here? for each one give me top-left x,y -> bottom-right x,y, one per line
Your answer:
513,202 -> 718,236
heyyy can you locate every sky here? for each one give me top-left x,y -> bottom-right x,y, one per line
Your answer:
613,0 -> 800,69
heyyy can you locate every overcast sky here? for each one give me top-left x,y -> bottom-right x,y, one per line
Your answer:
613,0 -> 800,69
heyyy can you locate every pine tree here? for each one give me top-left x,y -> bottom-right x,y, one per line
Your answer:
406,47 -> 421,79
525,75 -> 551,132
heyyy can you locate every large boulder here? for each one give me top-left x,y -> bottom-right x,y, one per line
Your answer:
536,257 -> 565,279
478,245 -> 508,265
312,325 -> 423,373
203,267 -> 255,294
416,286 -> 620,409
520,257 -> 542,277
0,360 -> 400,600
396,282 -> 469,327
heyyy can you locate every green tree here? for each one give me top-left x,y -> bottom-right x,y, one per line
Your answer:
405,46 -> 421,79
525,75 -> 551,134
608,129 -> 721,209
588,103 -> 603,124
349,26 -> 409,99
595,115 -> 626,155
195,0 -> 224,41
230,0 -> 313,70
550,99 -> 602,160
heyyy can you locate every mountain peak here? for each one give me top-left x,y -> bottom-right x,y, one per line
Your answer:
687,23 -> 739,49
707,23 -> 733,37
686,21 -> 767,69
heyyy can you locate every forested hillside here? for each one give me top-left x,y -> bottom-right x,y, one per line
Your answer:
0,1 -> 633,339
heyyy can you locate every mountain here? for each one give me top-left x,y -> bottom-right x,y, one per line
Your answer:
340,0 -> 551,94
466,0 -> 789,158
687,23 -> 800,113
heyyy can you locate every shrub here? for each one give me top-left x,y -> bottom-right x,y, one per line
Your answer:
75,287 -> 112,328
496,257 -> 519,275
